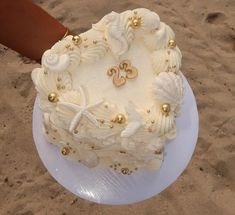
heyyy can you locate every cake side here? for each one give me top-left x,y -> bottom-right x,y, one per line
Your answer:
31,8 -> 184,175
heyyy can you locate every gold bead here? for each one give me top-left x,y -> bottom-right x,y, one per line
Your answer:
131,17 -> 141,28
161,103 -> 171,116
74,130 -> 78,134
114,113 -> 126,124
72,35 -> 82,45
121,168 -> 129,175
61,147 -> 70,156
147,109 -> 150,113
48,92 -> 59,103
93,40 -> 97,44
109,124 -> 114,129
168,39 -> 176,48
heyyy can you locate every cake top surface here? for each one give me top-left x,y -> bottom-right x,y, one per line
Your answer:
32,8 -> 184,174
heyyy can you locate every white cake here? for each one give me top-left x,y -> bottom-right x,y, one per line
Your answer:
32,8 -> 184,175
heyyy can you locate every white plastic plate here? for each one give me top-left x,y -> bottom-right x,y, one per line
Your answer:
32,75 -> 199,205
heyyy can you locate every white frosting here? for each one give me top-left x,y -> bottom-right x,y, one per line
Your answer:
31,8 -> 184,174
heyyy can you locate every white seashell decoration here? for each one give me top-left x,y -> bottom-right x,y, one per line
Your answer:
81,38 -> 109,63
143,22 -> 175,51
152,72 -> 184,115
31,67 -> 72,112
93,11 -> 129,57
151,46 -> 182,74
41,50 -> 70,73
135,8 -> 160,33
119,10 -> 135,43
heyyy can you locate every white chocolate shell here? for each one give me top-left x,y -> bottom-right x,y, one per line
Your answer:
31,67 -> 72,111
93,11 -> 129,57
143,22 -> 175,51
81,38 -> 109,63
42,50 -> 70,73
151,46 -> 182,74
135,8 -> 160,33
152,72 -> 184,115
120,10 -> 134,43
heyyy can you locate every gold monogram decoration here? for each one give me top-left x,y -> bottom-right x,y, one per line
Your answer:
107,60 -> 138,87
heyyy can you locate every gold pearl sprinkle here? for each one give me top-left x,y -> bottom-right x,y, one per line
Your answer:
74,130 -> 78,134
48,92 -> 59,103
72,35 -> 82,45
43,70 -> 48,75
168,39 -> 176,48
121,168 -> 129,175
61,147 -> 70,156
114,113 -> 126,124
83,37 -> 88,41
161,103 -> 171,116
109,124 -> 114,129
151,120 -> 155,124
93,40 -> 97,44
147,109 -> 151,113
61,85 -> 65,90
131,17 -> 142,28
57,77 -> 61,82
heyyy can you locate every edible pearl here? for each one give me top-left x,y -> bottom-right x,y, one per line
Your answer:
61,147 -> 70,155
168,39 -> 176,48
131,17 -> 141,28
72,35 -> 82,45
161,103 -> 171,116
121,168 -> 129,175
114,113 -> 126,124
48,92 -> 59,103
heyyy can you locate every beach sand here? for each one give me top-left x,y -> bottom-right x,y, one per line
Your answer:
0,0 -> 235,214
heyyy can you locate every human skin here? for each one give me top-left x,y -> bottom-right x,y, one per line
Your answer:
0,0 -> 73,61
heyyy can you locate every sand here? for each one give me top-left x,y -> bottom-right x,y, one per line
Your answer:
0,0 -> 235,214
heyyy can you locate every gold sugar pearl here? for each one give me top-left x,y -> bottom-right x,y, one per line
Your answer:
168,39 -> 176,49
161,103 -> 171,116
93,40 -> 97,44
74,130 -> 78,134
147,109 -> 151,113
48,92 -> 59,103
61,147 -> 70,156
72,35 -> 82,45
131,17 -> 142,28
151,120 -> 155,124
114,113 -> 126,124
109,124 -> 114,129
121,168 -> 129,175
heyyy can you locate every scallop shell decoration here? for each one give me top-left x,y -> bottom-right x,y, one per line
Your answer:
81,37 -> 109,63
152,72 -> 184,115
120,10 -> 134,43
93,11 -> 129,57
31,67 -> 72,112
143,22 -> 175,51
135,8 -> 160,33
151,46 -> 182,74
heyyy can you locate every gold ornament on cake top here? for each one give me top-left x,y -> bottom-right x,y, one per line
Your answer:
107,60 -> 138,87
129,11 -> 142,28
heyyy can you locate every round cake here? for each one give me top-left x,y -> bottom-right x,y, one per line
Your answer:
32,8 -> 184,175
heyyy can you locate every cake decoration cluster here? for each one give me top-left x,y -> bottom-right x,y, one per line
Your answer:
32,8 -> 184,175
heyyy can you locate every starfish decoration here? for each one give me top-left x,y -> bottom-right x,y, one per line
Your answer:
59,86 -> 104,133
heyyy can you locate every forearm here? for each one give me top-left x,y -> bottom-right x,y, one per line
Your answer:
0,0 -> 72,61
